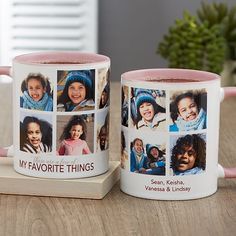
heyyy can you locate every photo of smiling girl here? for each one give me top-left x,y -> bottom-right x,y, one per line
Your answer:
20,114 -> 52,154
57,70 -> 95,112
170,90 -> 207,132
130,88 -> 166,131
20,73 -> 53,111
57,114 -> 94,156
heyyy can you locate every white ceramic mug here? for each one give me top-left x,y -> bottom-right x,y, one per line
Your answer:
0,51 -> 110,179
120,68 -> 236,200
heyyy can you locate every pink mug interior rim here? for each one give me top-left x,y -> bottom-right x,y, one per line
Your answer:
13,51 -> 110,65
122,68 -> 220,83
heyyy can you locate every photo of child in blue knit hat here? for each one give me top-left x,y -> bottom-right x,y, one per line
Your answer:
130,88 -> 166,130
169,90 -> 207,132
20,73 -> 53,111
57,70 -> 95,112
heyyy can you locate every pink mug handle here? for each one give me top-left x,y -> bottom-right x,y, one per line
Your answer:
219,87 -> 236,178
0,66 -> 11,76
0,66 -> 13,157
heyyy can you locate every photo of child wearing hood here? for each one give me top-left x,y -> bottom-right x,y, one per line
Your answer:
171,134 -> 206,175
130,138 -> 148,173
20,73 -> 53,111
57,70 -> 95,112
131,88 -> 166,131
170,90 -> 207,132
145,144 -> 166,175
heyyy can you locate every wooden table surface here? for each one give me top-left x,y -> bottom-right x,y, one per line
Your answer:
0,81 -> 236,236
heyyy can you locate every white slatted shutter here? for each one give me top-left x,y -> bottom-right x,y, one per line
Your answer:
0,0 -> 98,65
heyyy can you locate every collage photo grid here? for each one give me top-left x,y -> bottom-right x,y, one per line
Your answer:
19,67 -> 110,157
121,85 -> 207,176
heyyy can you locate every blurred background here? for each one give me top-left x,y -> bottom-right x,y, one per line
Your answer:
99,0 -> 236,82
0,0 -> 235,82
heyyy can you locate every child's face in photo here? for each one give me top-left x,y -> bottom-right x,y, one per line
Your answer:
68,82 -> 86,105
99,126 -> 107,149
134,140 -> 143,154
70,124 -> 83,140
139,102 -> 154,121
123,86 -> 128,99
176,145 -> 196,171
27,122 -> 42,148
177,97 -> 198,121
27,78 -> 46,102
150,148 -> 159,159
101,91 -> 108,105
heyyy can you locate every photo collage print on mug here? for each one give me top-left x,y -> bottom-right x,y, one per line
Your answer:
121,85 -> 207,177
19,67 -> 110,159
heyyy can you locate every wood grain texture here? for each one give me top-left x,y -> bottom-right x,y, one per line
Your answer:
0,82 -> 236,236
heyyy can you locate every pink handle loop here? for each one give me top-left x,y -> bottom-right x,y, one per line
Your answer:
0,148 -> 8,157
220,87 -> 236,178
224,168 -> 236,178
223,87 -> 236,99
0,66 -> 11,76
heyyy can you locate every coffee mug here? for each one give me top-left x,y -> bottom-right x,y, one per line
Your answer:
0,51 -> 110,178
120,68 -> 236,200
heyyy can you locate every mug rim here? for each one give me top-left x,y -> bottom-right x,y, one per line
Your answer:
121,68 -> 221,84
13,51 -> 110,65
